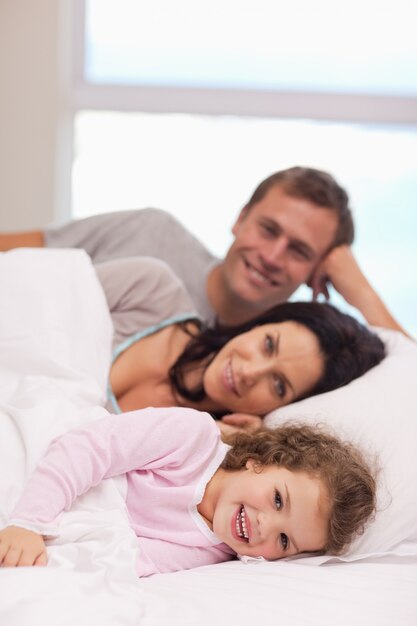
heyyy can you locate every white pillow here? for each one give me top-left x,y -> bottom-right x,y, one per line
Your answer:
264,327 -> 417,560
0,248 -> 113,395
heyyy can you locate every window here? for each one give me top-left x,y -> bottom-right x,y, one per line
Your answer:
84,0 -> 417,96
70,0 -> 417,334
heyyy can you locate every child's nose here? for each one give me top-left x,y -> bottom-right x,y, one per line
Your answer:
256,510 -> 278,538
257,510 -> 287,547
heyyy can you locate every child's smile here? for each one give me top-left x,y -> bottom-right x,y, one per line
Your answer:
233,505 -> 250,542
199,462 -> 330,560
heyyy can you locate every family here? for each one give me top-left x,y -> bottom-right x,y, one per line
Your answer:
0,165 -> 403,575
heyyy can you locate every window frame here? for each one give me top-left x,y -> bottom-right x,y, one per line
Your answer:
72,0 -> 417,124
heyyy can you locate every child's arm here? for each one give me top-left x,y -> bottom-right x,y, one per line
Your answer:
10,409 -> 178,533
0,526 -> 47,567
3,407 -> 219,567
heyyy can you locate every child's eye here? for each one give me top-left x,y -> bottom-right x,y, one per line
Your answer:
273,376 -> 286,399
264,334 -> 274,354
274,490 -> 282,510
280,533 -> 289,550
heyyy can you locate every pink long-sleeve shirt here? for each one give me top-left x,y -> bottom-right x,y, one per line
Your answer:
9,407 -> 236,576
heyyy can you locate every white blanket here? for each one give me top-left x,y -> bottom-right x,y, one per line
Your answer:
1,249 -> 416,626
0,250 -> 144,626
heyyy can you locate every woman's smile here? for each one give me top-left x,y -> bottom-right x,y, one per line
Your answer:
203,321 -> 324,415
222,359 -> 239,396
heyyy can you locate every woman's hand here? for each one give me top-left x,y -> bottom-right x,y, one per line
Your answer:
220,413 -> 263,433
0,526 -> 47,567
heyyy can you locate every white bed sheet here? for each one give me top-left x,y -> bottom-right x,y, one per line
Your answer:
0,250 -> 144,626
140,558 -> 417,626
1,249 -> 416,626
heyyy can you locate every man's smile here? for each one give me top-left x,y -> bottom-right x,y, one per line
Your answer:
242,257 -> 282,288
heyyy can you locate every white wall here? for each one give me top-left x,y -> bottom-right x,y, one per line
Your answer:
0,0 -> 72,230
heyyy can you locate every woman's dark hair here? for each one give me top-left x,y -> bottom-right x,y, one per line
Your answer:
168,301 -> 386,413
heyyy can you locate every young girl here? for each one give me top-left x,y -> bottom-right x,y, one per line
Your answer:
0,407 -> 376,575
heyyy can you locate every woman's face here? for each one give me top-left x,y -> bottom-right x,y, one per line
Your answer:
203,321 -> 324,415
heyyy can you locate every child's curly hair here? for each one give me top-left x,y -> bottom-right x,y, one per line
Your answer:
221,423 -> 377,555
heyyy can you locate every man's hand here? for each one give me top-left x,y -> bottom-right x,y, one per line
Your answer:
309,245 -> 409,337
309,245 -> 368,305
0,526 -> 47,567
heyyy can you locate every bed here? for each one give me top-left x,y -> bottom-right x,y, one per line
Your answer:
1,249 -> 417,626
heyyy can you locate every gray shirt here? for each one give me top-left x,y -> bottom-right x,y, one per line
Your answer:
46,208 -> 218,323
95,256 -> 197,351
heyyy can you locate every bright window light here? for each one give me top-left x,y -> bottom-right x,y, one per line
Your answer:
72,112 -> 417,335
85,0 -> 417,95
70,2 -> 417,335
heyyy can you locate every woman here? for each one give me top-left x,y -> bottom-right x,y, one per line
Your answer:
97,257 -> 385,423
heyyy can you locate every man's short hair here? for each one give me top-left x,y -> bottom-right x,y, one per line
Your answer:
247,166 -> 354,247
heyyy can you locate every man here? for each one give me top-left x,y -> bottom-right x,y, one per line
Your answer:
0,166 -> 405,333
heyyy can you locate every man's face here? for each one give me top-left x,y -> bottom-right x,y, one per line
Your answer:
222,184 -> 338,312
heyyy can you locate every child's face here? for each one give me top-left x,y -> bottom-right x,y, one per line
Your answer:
206,462 -> 329,560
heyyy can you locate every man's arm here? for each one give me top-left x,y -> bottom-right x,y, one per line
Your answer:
0,230 -> 44,250
309,245 -> 411,338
